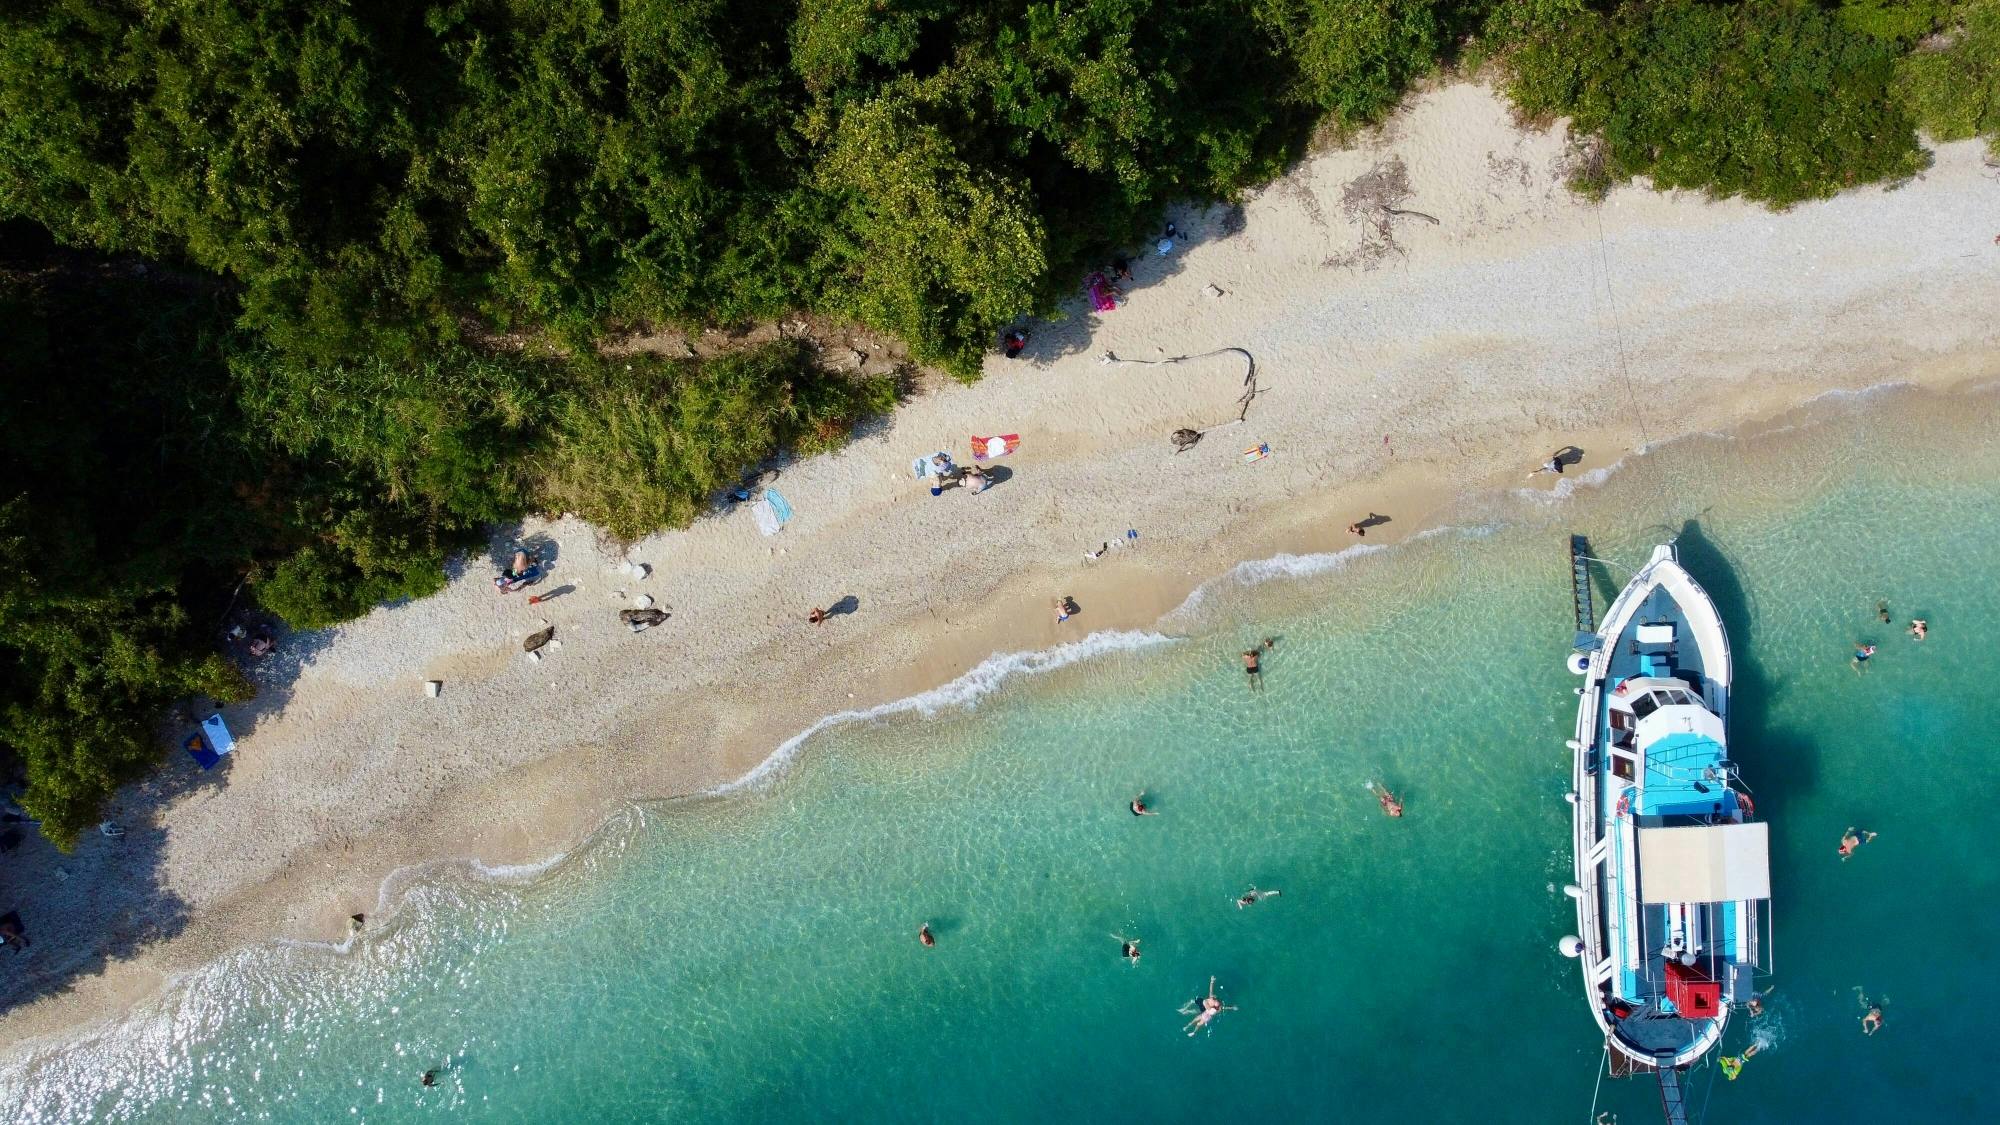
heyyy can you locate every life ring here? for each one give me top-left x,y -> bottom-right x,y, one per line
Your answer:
1615,794 -> 1630,818
1567,652 -> 1591,675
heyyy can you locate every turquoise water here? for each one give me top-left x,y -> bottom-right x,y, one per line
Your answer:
5,385 -> 1999,1122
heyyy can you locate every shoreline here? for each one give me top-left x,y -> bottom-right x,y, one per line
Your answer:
4,80 -> 2000,1057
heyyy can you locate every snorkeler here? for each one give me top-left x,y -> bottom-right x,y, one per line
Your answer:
1129,791 -> 1158,817
1179,976 -> 1237,1036
1236,885 -> 1281,909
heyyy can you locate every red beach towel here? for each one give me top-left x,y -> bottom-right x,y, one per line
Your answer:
971,435 -> 1019,461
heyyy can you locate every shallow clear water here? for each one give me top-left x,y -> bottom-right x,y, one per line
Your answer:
6,385 -> 1999,1122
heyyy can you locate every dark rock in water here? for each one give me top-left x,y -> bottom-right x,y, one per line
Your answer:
1171,428 -> 1202,453
523,626 -> 555,653
620,608 -> 670,629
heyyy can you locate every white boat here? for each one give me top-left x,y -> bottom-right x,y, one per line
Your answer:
1562,541 -> 1771,1118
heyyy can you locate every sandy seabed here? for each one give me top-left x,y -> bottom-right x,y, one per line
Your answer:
5,81 -> 1999,1051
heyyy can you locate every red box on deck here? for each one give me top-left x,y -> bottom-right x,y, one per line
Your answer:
1664,960 -> 1721,1017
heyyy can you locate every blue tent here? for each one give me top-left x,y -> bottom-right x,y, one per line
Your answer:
184,713 -> 236,770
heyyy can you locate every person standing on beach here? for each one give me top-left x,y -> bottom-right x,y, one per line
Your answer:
808,607 -> 827,625
1054,595 -> 1078,623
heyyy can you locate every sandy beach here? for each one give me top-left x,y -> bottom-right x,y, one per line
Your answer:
5,81 -> 1999,1051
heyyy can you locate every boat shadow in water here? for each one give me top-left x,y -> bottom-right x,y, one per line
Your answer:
1670,519 -> 1822,810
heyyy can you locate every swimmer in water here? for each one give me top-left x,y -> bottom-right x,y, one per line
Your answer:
1851,643 -> 1877,673
1862,1003 -> 1884,1035
1129,791 -> 1158,816
1838,826 -> 1878,860
1877,599 -> 1891,624
1236,885 -> 1280,909
919,923 -> 936,948
1112,933 -> 1142,966
1372,783 -> 1404,818
1179,976 -> 1237,1036
1747,992 -> 1766,1018
1241,647 -> 1263,691
1910,618 -> 1927,641
421,1070 -> 438,1088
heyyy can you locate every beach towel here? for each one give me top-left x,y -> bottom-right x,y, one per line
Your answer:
971,434 -> 1019,461
753,488 -> 794,536
1242,442 -> 1270,463
185,713 -> 236,769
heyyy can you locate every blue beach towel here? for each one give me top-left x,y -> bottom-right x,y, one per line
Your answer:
754,488 -> 794,536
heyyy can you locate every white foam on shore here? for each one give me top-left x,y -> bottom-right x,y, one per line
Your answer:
712,628 -> 1179,795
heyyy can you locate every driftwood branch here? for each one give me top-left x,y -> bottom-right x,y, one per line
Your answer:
1381,205 -> 1440,225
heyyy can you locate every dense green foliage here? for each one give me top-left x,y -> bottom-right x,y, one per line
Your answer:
0,250 -> 888,844
1895,1 -> 2000,153
1504,0 -> 1930,205
2,0 -> 1997,845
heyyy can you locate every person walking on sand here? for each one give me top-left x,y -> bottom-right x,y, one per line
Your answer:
1910,618 -> 1927,641
808,607 -> 827,625
919,923 -> 936,948
1851,643 -> 1877,673
1130,791 -> 1158,817
1838,826 -> 1878,860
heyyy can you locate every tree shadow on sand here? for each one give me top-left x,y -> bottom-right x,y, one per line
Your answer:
0,750 -> 214,1018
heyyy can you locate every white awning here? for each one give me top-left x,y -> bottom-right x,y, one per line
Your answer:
1638,823 -> 1771,903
